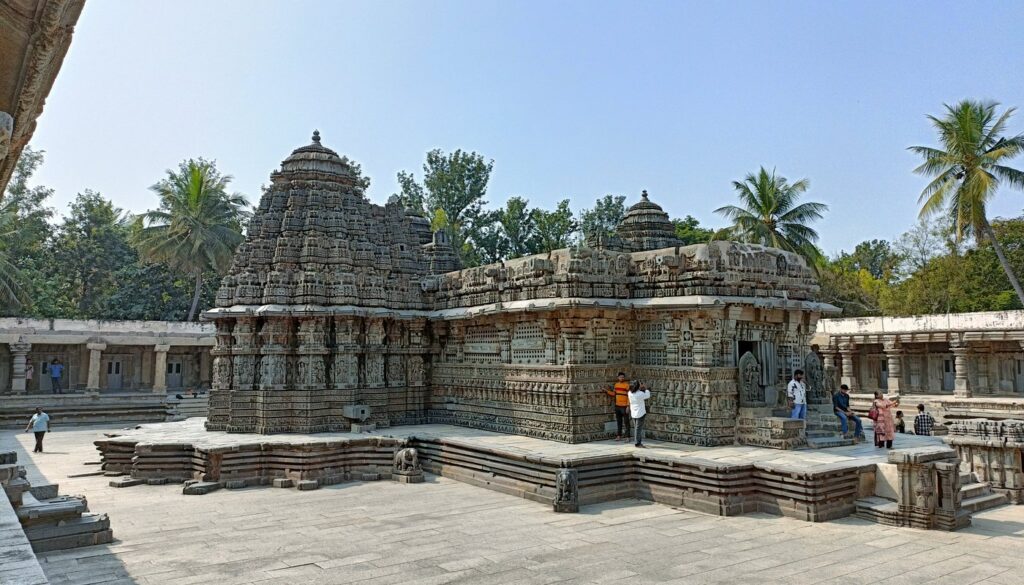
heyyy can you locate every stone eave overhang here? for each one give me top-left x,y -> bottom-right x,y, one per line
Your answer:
202,296 -> 839,322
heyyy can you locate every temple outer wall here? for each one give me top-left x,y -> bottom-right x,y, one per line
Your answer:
0,318 -> 214,394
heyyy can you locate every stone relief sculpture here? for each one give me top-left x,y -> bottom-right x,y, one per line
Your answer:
804,351 -> 824,404
738,351 -> 765,407
553,468 -> 579,513
393,447 -> 421,473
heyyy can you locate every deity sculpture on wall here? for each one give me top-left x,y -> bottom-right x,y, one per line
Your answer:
738,351 -> 765,407
804,351 -> 824,403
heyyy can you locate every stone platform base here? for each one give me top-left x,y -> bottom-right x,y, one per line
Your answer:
89,419 -> 961,525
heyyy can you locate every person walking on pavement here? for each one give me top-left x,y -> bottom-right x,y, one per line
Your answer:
25,407 -> 51,453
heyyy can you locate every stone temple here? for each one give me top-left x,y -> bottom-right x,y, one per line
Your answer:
204,131 -> 842,448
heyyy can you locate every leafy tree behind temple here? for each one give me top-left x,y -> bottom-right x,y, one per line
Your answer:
909,100 -> 1024,304
133,159 -> 250,321
533,200 -> 577,253
579,195 -> 626,243
672,215 -> 713,245
0,147 -> 55,311
393,149 -> 494,266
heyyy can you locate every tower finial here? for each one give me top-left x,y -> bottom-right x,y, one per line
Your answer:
312,129 -> 321,143
641,189 -> 649,200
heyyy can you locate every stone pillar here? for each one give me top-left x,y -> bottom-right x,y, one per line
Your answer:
839,341 -> 857,392
153,344 -> 170,393
950,337 -> 971,398
9,338 -> 31,394
199,348 -> 212,388
883,336 -> 903,394
86,342 -> 107,391
820,345 -> 837,370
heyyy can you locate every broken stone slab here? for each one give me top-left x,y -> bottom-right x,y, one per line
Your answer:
272,478 -> 293,488
29,483 -> 59,500
109,477 -> 145,488
296,480 -> 319,491
182,481 -> 221,495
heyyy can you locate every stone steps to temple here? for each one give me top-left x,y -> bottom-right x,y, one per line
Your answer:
958,471 -> 1009,514
962,492 -> 1009,514
805,435 -> 856,449
166,395 -> 210,421
0,397 -> 168,428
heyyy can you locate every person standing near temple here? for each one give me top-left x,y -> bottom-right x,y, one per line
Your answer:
25,407 -> 50,453
606,372 -> 632,441
25,359 -> 34,391
871,391 -> 899,448
48,358 -> 63,394
628,381 -> 652,448
913,403 -> 936,436
787,369 -> 807,420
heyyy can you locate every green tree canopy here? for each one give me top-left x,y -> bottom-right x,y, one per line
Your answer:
394,149 -> 494,266
672,215 -> 713,245
579,195 -> 626,243
496,196 -> 538,259
714,167 -> 828,264
133,159 -> 250,321
49,190 -> 135,317
533,200 -> 577,253
909,99 -> 1024,304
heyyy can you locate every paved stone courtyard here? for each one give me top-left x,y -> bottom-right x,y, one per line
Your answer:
4,427 -> 1024,585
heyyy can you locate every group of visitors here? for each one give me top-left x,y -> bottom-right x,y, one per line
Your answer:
604,372 -> 651,448
784,369 -> 937,448
19,357 -> 64,394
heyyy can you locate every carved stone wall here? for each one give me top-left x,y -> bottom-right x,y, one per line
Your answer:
204,133 -> 836,443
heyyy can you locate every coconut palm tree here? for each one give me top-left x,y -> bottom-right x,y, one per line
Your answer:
909,100 -> 1024,305
133,159 -> 250,321
714,167 -> 828,263
0,201 -> 27,309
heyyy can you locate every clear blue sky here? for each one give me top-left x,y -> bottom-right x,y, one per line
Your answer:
27,0 -> 1024,255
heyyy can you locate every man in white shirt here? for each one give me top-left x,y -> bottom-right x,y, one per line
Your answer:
787,369 -> 807,420
25,407 -> 50,453
628,382 -> 652,448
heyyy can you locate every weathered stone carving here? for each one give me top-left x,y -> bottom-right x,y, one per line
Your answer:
202,132 -> 835,443
392,447 -> 424,483
553,468 -> 579,513
738,351 -> 765,407
393,447 -> 421,472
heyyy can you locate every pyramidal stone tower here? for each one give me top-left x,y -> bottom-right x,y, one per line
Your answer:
205,132 -> 841,448
205,132 -> 454,433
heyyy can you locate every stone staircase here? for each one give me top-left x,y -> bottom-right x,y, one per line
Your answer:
0,394 -> 168,429
959,470 -> 1008,513
166,393 -> 209,421
804,406 -> 855,449
0,451 -> 112,553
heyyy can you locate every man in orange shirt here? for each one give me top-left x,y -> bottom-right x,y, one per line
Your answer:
605,372 -> 632,441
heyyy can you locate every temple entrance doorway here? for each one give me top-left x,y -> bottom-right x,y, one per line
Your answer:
167,359 -> 183,389
942,359 -> 955,391
106,359 -> 123,390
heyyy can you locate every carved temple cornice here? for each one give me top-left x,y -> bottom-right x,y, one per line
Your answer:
0,0 -> 85,196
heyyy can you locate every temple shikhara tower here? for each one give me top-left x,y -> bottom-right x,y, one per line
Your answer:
205,132 -> 841,447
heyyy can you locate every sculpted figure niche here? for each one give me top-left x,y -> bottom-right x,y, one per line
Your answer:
738,351 -> 765,407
